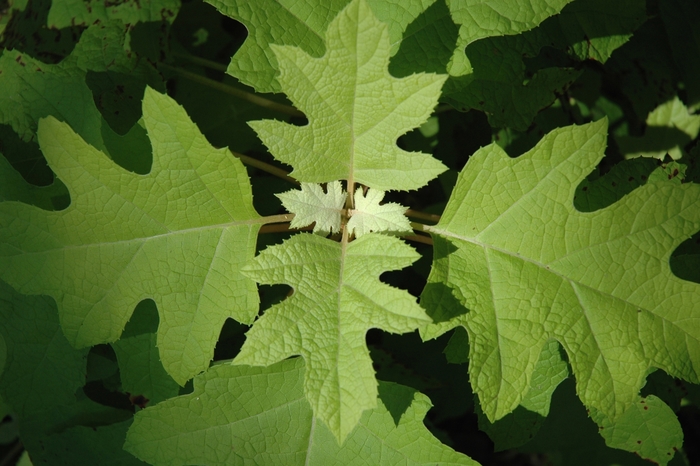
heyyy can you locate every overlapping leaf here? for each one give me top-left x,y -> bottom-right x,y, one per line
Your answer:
206,0 -> 437,93
446,0 -> 574,76
0,88 -> 262,385
0,20 -> 162,150
236,233 -> 431,442
0,280 -> 144,464
421,119 -> 700,432
441,0 -> 646,130
125,357 -> 478,465
0,155 -> 67,210
248,0 -> 447,191
48,0 -> 180,28
616,96 -> 700,160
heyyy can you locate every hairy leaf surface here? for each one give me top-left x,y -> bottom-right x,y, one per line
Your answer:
421,119 -> 700,427
248,0 -> 447,191
277,181 -> 346,235
236,233 -> 431,441
125,358 -> 478,465
0,88 -> 262,385
347,187 -> 412,237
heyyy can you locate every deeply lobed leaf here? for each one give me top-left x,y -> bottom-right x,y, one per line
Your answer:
236,233 -> 431,442
422,119 -> 700,428
0,88 -> 262,385
248,0 -> 448,191
125,358 -> 478,465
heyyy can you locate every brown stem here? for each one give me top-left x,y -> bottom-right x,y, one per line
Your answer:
230,151 -> 299,185
403,233 -> 433,246
174,52 -> 228,72
160,63 -> 304,118
405,209 -> 440,224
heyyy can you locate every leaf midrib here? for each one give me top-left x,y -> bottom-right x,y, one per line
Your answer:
9,216 -> 266,253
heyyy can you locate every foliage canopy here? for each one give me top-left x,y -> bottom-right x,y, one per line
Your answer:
0,0 -> 699,464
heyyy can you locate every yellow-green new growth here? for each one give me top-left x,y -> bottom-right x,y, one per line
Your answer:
277,181 -> 412,238
277,181 -> 346,235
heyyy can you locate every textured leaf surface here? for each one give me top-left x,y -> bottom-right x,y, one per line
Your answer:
125,358 -> 478,465
0,88 -> 262,385
446,0 -> 574,76
278,181 -> 346,235
0,281 -> 88,440
207,0 -> 435,92
205,0 -> 348,92
0,21 -> 161,149
236,233 -> 431,441
347,187 -> 412,237
0,49 -> 105,147
421,119 -> 700,426
249,0 -> 447,191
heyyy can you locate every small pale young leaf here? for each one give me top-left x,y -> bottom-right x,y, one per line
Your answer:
421,119 -> 700,433
617,96 -> 700,160
237,233 -> 431,442
277,181 -> 346,235
0,88 -> 262,385
347,187 -> 412,237
125,358 -> 479,465
249,0 -> 447,191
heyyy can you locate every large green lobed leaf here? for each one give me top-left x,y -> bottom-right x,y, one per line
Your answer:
0,88 -> 262,385
236,233 -> 431,442
125,358 -> 478,465
248,0 -> 447,191
421,119 -> 700,428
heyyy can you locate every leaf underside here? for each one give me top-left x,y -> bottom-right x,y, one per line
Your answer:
422,118 -> 700,428
248,0 -> 448,191
0,88 -> 261,385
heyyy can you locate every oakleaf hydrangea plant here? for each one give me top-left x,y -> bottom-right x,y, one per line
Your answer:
1,0 -> 699,464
